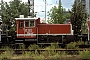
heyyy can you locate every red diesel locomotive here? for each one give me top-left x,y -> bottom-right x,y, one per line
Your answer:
15,17 -> 74,44
0,17 -> 89,45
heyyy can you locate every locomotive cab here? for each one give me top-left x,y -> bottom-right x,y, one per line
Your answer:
15,18 -> 39,44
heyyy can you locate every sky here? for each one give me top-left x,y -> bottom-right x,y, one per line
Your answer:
3,0 -> 74,18
34,0 -> 74,18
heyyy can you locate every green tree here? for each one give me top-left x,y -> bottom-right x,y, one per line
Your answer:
0,0 -> 35,35
70,0 -> 87,35
47,2 -> 70,24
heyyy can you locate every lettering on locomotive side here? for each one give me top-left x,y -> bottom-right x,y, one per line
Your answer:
23,29 -> 35,37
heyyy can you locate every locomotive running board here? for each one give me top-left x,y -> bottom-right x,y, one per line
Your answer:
25,39 -> 37,41
15,43 -> 24,44
15,39 -> 24,44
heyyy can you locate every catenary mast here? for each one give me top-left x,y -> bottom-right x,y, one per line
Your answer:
28,0 -> 34,17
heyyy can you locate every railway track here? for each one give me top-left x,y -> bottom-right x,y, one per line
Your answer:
0,48 -> 89,55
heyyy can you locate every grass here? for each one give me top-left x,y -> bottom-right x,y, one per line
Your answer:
19,44 -> 25,49
34,55 -> 44,60
79,49 -> 90,59
39,50 -> 61,60
66,42 -> 78,49
0,43 -> 65,60
44,43 -> 60,50
50,43 -> 59,49
0,47 -> 14,59
28,44 -> 40,50
1,46 -> 12,50
76,40 -> 85,45
66,41 -> 89,49
1,43 -> 90,59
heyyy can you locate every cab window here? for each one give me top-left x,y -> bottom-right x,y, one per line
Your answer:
25,21 -> 29,27
25,20 -> 34,27
19,21 -> 23,28
30,20 -> 34,27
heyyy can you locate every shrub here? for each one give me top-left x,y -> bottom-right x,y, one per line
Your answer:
66,42 -> 78,49
85,41 -> 88,45
60,51 -> 67,56
44,43 -> 59,50
53,53 -> 60,59
50,43 -> 59,49
34,55 -> 44,60
24,51 -> 32,57
0,50 -> 14,59
28,44 -> 40,50
19,44 -> 25,49
34,50 -> 44,60
47,54 -> 59,60
76,41 -> 84,45
79,49 -> 90,59
1,46 -> 12,50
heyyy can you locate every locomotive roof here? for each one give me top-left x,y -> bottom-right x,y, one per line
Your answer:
15,18 -> 38,20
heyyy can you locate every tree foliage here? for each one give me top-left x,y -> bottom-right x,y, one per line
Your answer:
0,0 -> 35,35
47,2 -> 70,24
70,0 -> 87,35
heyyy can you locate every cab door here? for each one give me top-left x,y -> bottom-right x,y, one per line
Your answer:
16,20 -> 24,38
